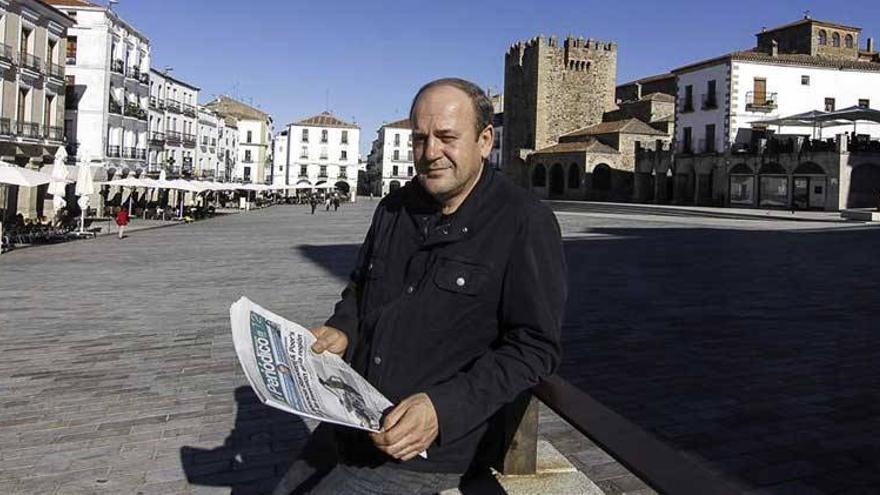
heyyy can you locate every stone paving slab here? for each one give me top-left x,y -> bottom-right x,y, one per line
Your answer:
2,199 -> 878,494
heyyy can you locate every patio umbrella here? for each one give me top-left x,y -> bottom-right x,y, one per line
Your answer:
102,177 -> 146,213
0,162 -> 54,187
48,148 -> 71,213
75,160 -> 96,233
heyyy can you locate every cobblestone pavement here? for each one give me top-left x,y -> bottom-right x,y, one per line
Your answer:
1,199 -> 877,494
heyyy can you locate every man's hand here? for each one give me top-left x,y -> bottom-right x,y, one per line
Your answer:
370,393 -> 438,461
309,325 -> 348,356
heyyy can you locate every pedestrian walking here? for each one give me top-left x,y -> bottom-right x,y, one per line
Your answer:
332,196 -> 340,211
115,206 -> 129,239
325,196 -> 331,211
310,197 -> 317,215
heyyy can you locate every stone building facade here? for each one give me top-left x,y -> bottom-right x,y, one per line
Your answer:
503,35 -> 617,185
637,135 -> 880,211
0,0 -> 73,220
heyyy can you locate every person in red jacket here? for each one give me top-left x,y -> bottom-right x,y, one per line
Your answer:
115,207 -> 129,239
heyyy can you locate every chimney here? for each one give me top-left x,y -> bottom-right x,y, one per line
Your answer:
868,37 -> 875,53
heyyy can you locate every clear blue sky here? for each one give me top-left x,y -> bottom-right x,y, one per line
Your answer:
111,0 -> 879,156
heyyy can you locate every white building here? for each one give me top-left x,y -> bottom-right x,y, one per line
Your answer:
204,96 -> 271,183
147,69 -> 198,177
51,0 -> 150,175
372,118 -> 414,196
674,16 -> 880,155
487,93 -> 504,170
196,106 -> 222,179
282,111 -> 359,199
216,116 -> 238,182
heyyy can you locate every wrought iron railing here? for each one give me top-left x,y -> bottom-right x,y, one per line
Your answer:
166,100 -> 182,113
107,145 -> 122,158
0,44 -> 15,63
110,59 -> 124,74
150,132 -> 165,145
15,121 -> 41,139
183,134 -> 197,147
165,131 -> 182,144
20,52 -> 42,72
109,98 -> 122,114
45,125 -> 64,141
46,61 -> 64,79
0,118 -> 12,135
745,91 -> 777,112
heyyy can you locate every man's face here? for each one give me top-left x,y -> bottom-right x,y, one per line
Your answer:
411,86 -> 493,206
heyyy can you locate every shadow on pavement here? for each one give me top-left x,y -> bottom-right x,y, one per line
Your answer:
298,224 -> 880,493
180,386 -> 314,495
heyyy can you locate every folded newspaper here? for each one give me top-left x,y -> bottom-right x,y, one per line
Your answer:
230,297 -> 393,432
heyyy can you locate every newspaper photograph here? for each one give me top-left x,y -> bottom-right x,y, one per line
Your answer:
230,296 -> 392,432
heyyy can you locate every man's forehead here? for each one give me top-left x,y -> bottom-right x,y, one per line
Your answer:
412,86 -> 473,125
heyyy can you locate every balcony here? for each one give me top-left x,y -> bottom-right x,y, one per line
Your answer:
107,145 -> 122,158
124,102 -> 147,120
149,96 -> 165,110
701,93 -> 718,110
138,72 -> 149,85
123,148 -> 147,160
680,99 -> 694,113
697,138 -> 716,154
182,104 -> 196,117
166,99 -> 182,114
110,59 -> 124,75
109,98 -> 122,115
182,134 -> 196,147
15,121 -> 41,139
0,44 -> 15,64
166,130 -> 182,144
0,118 -> 11,135
45,61 -> 64,80
680,142 -> 694,155
45,125 -> 64,141
126,66 -> 140,81
745,91 -> 777,112
149,131 -> 165,145
19,52 -> 42,73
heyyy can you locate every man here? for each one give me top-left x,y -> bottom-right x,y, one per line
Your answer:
279,78 -> 566,494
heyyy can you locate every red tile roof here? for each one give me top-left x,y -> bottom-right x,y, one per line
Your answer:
562,118 -> 666,138
45,0 -> 97,7
533,139 -> 619,155
291,111 -> 358,129
383,118 -> 411,129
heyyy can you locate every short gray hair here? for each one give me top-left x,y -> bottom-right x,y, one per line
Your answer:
409,78 -> 494,138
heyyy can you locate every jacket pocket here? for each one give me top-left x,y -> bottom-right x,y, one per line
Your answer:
433,256 -> 489,296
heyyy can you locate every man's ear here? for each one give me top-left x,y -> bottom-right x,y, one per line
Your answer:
479,125 -> 494,160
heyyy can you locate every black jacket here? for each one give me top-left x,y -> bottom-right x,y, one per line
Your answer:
326,165 -> 566,473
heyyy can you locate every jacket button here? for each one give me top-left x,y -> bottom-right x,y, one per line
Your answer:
406,285 -> 414,294
368,263 -> 374,271
461,227 -> 468,233
456,277 -> 466,287
374,356 -> 382,365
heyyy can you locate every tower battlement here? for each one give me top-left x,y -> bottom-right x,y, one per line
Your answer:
503,33 -> 619,184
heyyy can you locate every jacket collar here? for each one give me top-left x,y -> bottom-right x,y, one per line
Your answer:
407,163 -> 495,247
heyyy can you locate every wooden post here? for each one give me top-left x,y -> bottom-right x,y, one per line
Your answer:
500,394 -> 539,475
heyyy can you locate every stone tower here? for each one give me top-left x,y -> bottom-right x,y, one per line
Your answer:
502,35 -> 618,184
